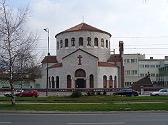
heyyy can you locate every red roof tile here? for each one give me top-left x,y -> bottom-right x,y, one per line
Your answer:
55,23 -> 111,37
41,56 -> 58,63
98,62 -> 117,67
107,54 -> 122,62
49,63 -> 62,68
134,75 -> 152,85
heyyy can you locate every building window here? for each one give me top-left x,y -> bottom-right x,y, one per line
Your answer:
57,41 -> 59,50
103,75 -> 107,88
60,40 -> 63,48
140,64 -> 144,68
125,70 -> 130,75
94,38 -> 98,46
140,73 -> 144,77
89,74 -> 94,88
65,39 -> 68,47
150,65 -> 155,68
114,76 -> 117,88
109,75 -> 113,88
124,59 -> 130,63
151,73 -> 155,77
67,75 -> 71,88
125,82 -> 131,87
79,37 -> 83,46
131,70 -> 138,75
87,37 -> 91,46
101,38 -> 104,47
145,64 -> 149,68
56,76 -> 59,88
131,59 -> 137,63
71,38 -> 75,46
51,76 -> 55,88
156,65 -> 160,68
106,40 -> 108,48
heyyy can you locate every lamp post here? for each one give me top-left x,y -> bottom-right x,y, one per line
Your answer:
44,28 -> 50,96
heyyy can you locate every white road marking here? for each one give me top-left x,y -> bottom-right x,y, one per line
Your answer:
67,122 -> 125,124
0,122 -> 11,124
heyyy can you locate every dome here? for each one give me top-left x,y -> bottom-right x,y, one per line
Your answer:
55,23 -> 112,62
55,23 -> 111,37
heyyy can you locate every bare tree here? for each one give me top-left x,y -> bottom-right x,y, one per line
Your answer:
0,0 -> 38,105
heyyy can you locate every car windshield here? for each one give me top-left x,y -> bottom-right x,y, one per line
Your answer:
159,89 -> 167,92
119,89 -> 132,92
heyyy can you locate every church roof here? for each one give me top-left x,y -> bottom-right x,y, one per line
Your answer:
98,62 -> 117,67
49,63 -> 62,68
55,23 -> 111,37
107,54 -> 122,62
41,56 -> 58,63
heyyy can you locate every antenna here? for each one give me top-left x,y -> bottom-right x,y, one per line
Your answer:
82,15 -> 84,23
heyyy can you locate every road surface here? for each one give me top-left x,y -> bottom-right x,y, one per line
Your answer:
0,112 -> 167,125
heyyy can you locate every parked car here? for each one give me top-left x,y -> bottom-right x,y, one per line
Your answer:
150,88 -> 168,96
4,89 -> 24,97
113,88 -> 139,96
20,90 -> 39,97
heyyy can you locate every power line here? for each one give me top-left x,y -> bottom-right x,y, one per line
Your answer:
112,36 -> 168,39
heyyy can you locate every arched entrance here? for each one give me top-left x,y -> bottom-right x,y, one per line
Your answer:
75,69 -> 86,88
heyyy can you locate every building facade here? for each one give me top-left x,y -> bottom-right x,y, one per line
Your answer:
41,23 -> 124,89
123,54 -> 168,88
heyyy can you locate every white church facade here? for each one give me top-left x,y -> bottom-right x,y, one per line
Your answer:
41,23 -> 124,89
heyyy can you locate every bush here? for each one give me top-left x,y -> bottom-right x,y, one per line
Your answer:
87,92 -> 95,96
71,91 -> 82,98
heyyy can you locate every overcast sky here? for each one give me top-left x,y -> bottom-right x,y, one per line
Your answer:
7,0 -> 168,60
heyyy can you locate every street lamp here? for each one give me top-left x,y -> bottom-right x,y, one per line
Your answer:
44,28 -> 50,96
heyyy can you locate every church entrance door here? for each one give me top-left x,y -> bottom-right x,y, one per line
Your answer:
76,78 -> 86,88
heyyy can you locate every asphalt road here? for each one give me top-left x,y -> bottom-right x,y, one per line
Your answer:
0,112 -> 168,125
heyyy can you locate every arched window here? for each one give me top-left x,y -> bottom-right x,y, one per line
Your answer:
57,41 -> 59,50
87,37 -> 91,46
48,77 -> 51,88
75,69 -> 86,77
56,76 -> 59,88
51,76 -> 55,88
79,37 -> 83,46
60,40 -> 63,48
106,40 -> 108,48
103,75 -> 107,88
89,74 -> 94,88
67,75 -> 71,88
65,39 -> 68,47
109,75 -> 113,88
114,76 -> 117,88
71,38 -> 75,46
94,38 -> 98,46
101,38 -> 104,47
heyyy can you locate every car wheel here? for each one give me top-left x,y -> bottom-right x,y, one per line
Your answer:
155,94 -> 159,96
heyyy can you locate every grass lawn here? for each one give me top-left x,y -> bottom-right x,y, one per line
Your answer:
0,95 -> 167,111
0,103 -> 168,111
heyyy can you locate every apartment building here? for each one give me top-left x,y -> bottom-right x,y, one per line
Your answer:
123,54 -> 145,87
123,54 -> 168,88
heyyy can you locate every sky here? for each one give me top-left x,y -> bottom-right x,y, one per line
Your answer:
6,0 -> 168,61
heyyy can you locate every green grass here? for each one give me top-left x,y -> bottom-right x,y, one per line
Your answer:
0,103 -> 168,111
0,95 -> 168,103
0,96 -> 168,111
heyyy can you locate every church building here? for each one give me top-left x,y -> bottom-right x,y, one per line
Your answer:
41,23 -> 124,89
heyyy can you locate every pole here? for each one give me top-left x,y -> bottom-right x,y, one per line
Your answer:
44,28 -> 50,96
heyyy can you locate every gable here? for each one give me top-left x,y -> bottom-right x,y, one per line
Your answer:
62,48 -> 98,60
62,49 -> 99,66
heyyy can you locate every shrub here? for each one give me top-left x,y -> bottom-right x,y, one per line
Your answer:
71,91 -> 82,98
87,92 -> 95,96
